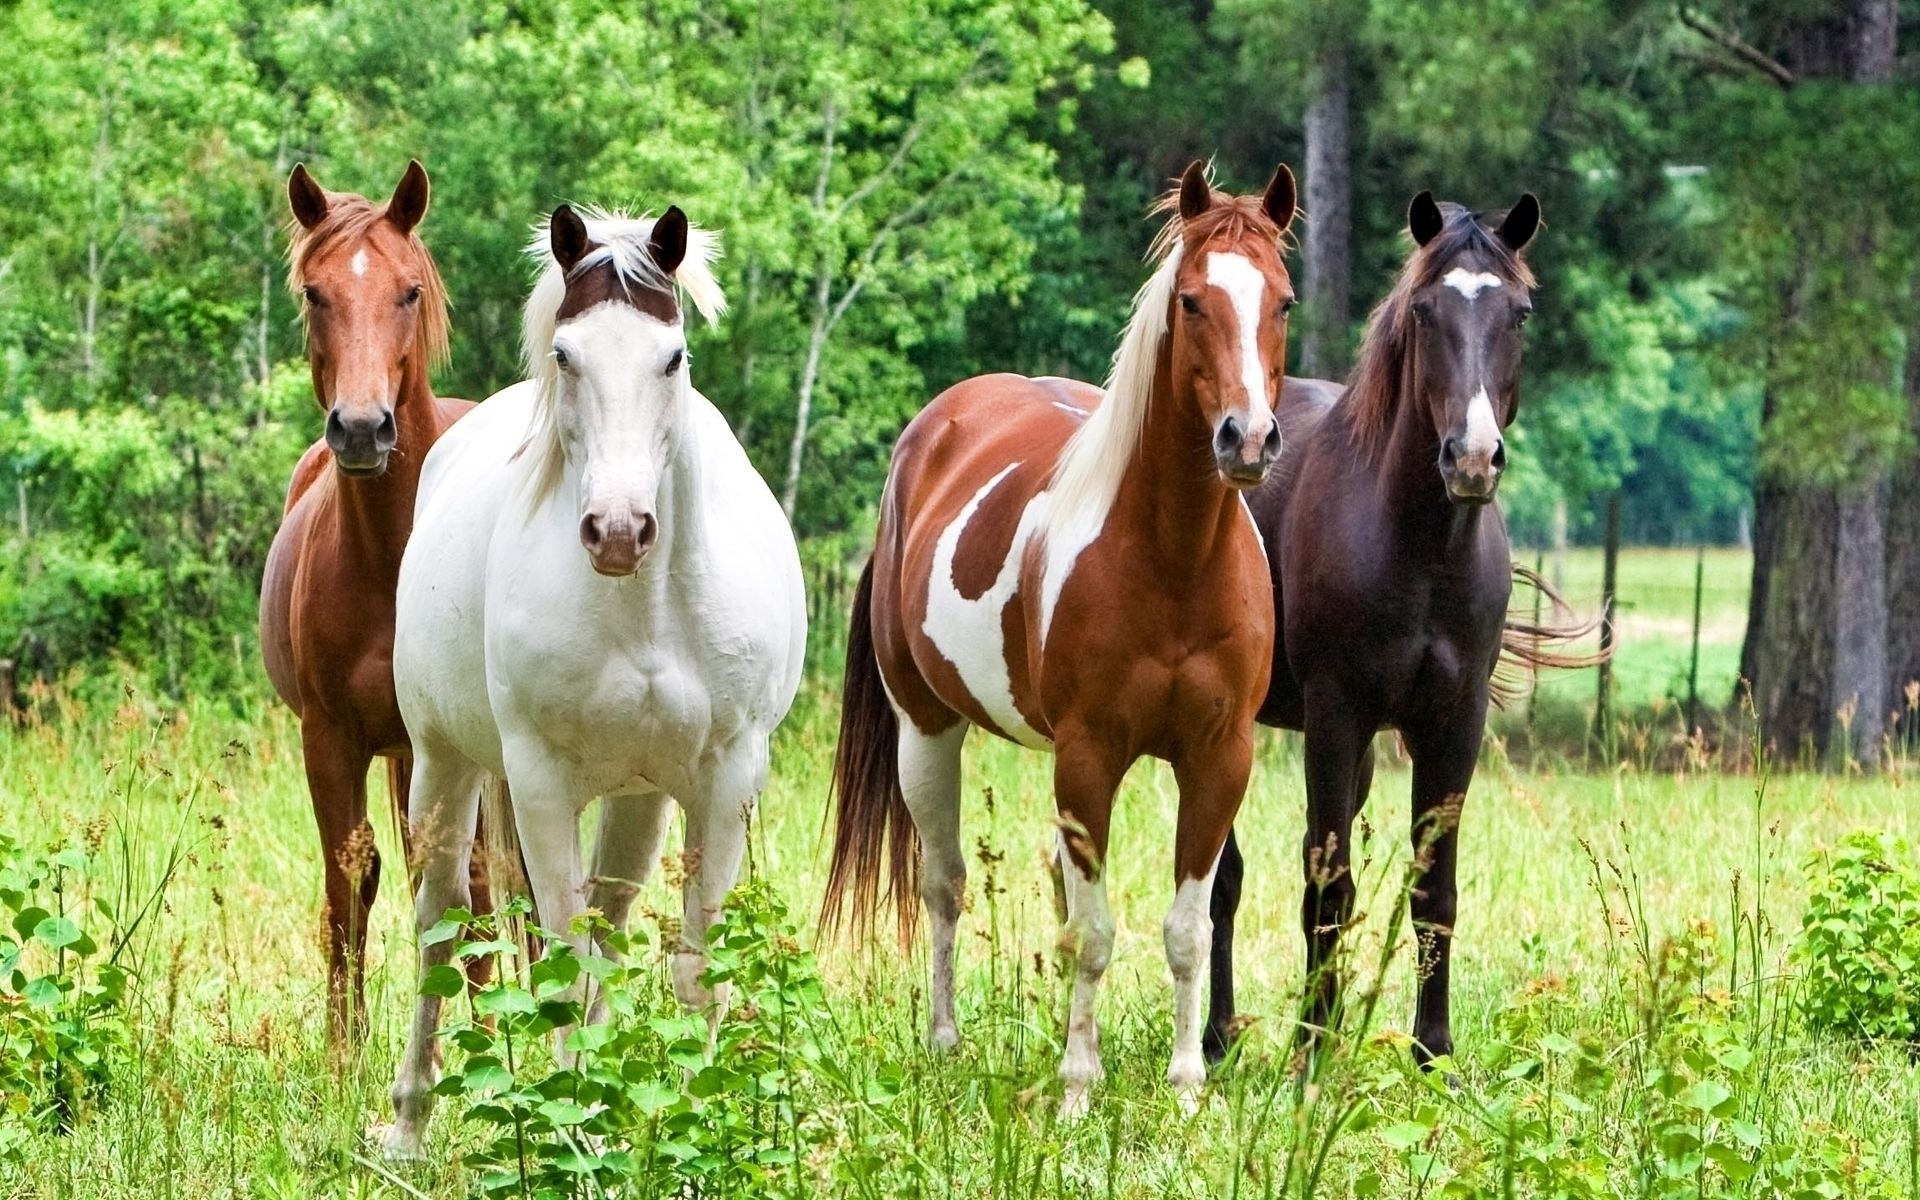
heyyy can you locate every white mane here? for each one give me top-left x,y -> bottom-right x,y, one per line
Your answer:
1046,224 -> 1183,533
516,208 -> 727,504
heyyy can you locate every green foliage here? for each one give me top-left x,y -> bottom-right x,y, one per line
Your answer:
0,834 -> 128,1157
1795,829 -> 1920,1043
433,879 -> 841,1198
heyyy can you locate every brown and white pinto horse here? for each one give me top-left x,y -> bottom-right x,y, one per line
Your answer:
259,161 -> 492,1043
826,162 -> 1295,1116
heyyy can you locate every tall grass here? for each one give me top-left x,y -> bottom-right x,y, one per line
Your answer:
0,681 -> 1916,1196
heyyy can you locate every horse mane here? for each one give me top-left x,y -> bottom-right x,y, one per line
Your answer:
1046,172 -> 1292,533
286,196 -> 452,373
1341,203 -> 1537,460
516,208 -> 727,505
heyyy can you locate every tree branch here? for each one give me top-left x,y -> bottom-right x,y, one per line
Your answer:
1678,7 -> 1796,88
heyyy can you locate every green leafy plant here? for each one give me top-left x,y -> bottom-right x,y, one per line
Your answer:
1794,829 -> 1920,1042
433,876 -> 842,1198
0,833 -> 128,1156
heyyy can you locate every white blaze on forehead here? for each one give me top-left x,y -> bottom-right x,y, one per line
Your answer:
1205,252 -> 1270,411
1442,268 -> 1503,300
350,248 -> 370,278
1462,386 -> 1502,455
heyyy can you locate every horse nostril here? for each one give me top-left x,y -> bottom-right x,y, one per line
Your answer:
1441,437 -> 1461,468
1262,422 -> 1281,459
376,409 -> 397,447
579,513 -> 603,551
634,513 -> 658,553
1215,416 -> 1242,455
1491,440 -> 1507,472
324,408 -> 346,443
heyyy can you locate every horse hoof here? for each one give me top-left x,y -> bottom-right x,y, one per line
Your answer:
1059,1083 -> 1093,1123
370,1121 -> 424,1163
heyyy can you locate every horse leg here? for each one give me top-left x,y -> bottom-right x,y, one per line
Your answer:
303,722 -> 375,1047
1203,827 -> 1244,1063
581,791 -> 673,1023
675,748 -> 761,1034
1051,730 -> 1127,1121
1298,709 -> 1369,1059
896,718 -> 968,1051
1404,707 -> 1483,1067
1167,738 -> 1254,1110
383,738 -> 483,1161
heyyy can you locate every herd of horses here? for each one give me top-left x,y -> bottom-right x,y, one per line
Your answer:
257,158 -> 1585,1156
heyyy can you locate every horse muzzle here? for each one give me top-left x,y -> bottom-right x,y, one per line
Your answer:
579,504 -> 659,577
326,406 -> 397,477
1213,411 -> 1281,490
1439,435 -> 1505,504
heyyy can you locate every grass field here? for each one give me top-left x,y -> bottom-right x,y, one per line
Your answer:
4,641 -> 1919,1197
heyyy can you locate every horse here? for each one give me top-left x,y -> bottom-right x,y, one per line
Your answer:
260,160 -> 499,1043
824,162 -> 1297,1118
1201,190 -> 1588,1069
380,203 -> 807,1158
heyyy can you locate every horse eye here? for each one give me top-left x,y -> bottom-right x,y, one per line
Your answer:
552,346 -> 571,370
1411,303 -> 1432,327
1179,294 -> 1200,315
402,285 -> 422,306
303,285 -> 323,307
1280,298 -> 1297,317
1516,308 -> 1532,327
665,348 -> 685,376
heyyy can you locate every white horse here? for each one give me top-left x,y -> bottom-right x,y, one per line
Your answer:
381,204 -> 806,1159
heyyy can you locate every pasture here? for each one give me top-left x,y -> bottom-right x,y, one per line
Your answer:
3,637 -> 1916,1197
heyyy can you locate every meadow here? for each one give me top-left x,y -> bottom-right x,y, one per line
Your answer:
3,546 -> 1918,1198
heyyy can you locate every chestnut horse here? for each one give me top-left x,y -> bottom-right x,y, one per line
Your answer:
1203,192 -> 1587,1068
826,163 -> 1295,1117
260,161 -> 493,1042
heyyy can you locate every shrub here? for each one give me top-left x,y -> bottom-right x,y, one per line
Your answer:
433,876 -> 845,1198
0,834 -> 128,1157
1794,829 -> 1920,1042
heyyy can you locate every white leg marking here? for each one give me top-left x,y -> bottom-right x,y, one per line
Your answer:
1205,252 -> 1270,415
1057,835 -> 1114,1121
896,714 -> 968,1050
350,248 -> 370,278
1164,867 -> 1220,1112
1442,268 -> 1503,300
924,465 -> 1052,748
1462,386 -> 1501,457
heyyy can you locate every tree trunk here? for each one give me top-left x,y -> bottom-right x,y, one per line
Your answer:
1885,277 -> 1920,738
1750,486 -> 1840,762
781,266 -> 834,521
1298,38 -> 1351,380
1832,480 -> 1888,765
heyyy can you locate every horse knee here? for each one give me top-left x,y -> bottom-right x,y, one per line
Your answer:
1163,904 -> 1212,978
918,861 -> 965,924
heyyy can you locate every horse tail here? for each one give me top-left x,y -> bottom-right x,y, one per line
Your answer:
1493,562 -> 1610,707
821,558 -> 917,944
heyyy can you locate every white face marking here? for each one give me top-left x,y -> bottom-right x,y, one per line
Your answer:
1462,386 -> 1501,455
923,464 -> 1052,749
552,303 -> 685,537
350,248 -> 370,278
1205,252 -> 1269,412
1442,268 -> 1503,301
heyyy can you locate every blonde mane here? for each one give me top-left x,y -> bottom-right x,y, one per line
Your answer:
516,208 -> 727,504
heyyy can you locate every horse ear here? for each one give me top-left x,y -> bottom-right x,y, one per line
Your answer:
387,160 -> 430,234
1408,190 -> 1443,247
649,205 -> 689,276
1177,161 -> 1211,220
550,204 -> 591,272
1497,193 -> 1540,252
1262,164 -> 1296,231
288,164 -> 328,230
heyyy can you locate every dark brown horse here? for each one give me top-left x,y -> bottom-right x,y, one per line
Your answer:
1204,191 -> 1588,1068
259,161 -> 493,1042
826,163 -> 1295,1117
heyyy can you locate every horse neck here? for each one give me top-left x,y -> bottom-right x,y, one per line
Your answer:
1377,345 -> 1489,550
328,353 -> 437,559
1109,348 -> 1245,570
